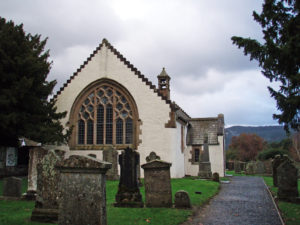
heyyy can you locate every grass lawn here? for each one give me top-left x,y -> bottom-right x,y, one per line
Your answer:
228,170 -> 300,225
0,177 -> 219,225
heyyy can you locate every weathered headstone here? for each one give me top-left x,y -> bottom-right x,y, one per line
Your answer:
146,151 -> 160,162
198,139 -> 212,179
114,148 -> 143,207
212,172 -> 220,182
25,147 -> 48,200
240,162 -> 246,171
263,159 -> 273,175
56,155 -> 111,225
277,160 -> 299,201
245,161 -> 255,175
234,160 -> 241,174
174,190 -> 191,209
103,147 -> 119,180
272,155 -> 289,187
253,161 -> 265,174
141,160 -> 172,208
31,149 -> 65,223
3,176 -> 22,198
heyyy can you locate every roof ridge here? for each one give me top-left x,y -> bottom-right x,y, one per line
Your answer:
52,39 -> 172,106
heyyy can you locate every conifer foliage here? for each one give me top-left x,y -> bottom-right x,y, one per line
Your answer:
0,18 -> 69,147
232,0 -> 300,132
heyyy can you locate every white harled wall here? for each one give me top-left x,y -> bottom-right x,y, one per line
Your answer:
184,136 -> 225,177
54,44 -> 183,177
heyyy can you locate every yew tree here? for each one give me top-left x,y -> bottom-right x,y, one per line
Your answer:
229,133 -> 266,161
232,0 -> 300,132
0,18 -> 69,147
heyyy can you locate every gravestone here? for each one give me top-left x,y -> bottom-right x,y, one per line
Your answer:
103,147 -> 119,180
254,161 -> 265,174
272,155 -> 289,187
277,160 -> 299,201
31,149 -> 65,223
174,191 -> 191,209
263,159 -> 273,175
141,160 -> 172,208
234,160 -> 241,174
245,161 -> 255,175
114,148 -> 143,207
25,147 -> 48,200
56,155 -> 111,225
146,151 -> 160,162
240,162 -> 246,171
3,176 -> 22,198
212,172 -> 220,182
198,139 -> 212,179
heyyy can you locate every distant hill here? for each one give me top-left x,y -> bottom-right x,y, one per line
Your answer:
225,125 -> 292,150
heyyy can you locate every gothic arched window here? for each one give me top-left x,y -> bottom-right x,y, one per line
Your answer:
69,80 -> 138,150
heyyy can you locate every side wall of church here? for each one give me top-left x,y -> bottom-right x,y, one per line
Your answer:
209,136 -> 225,177
54,44 -> 182,177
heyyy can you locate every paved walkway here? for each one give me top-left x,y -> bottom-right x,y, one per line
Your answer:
182,176 -> 283,225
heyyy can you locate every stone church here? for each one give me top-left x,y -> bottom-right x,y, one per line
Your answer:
52,39 -> 225,178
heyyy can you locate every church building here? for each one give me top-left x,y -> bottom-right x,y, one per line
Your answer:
52,39 -> 225,178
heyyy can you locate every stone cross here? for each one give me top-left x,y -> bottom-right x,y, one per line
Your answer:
31,149 -> 65,223
56,155 -> 112,225
114,147 -> 143,207
277,159 -> 299,201
198,141 -> 212,178
103,147 -> 119,180
3,176 -> 22,198
141,160 -> 172,208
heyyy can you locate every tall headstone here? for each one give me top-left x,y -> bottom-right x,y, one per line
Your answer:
3,176 -> 22,198
103,147 -> 119,180
277,160 -> 299,201
141,160 -> 172,208
174,191 -> 191,209
56,155 -> 112,225
25,147 -> 48,200
198,137 -> 212,178
31,149 -> 65,223
114,148 -> 143,207
272,155 -> 289,187
234,160 -> 241,174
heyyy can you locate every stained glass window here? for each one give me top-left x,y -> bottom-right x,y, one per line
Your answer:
78,120 -> 85,144
76,83 -> 135,147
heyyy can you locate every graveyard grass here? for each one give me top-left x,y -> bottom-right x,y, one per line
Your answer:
228,171 -> 300,225
0,177 -> 219,225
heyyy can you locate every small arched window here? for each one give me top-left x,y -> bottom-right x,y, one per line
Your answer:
69,80 -> 138,150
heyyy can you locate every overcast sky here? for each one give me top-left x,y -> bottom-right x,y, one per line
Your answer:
0,0 -> 280,127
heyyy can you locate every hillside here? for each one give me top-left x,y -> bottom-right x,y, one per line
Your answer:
225,125 -> 291,150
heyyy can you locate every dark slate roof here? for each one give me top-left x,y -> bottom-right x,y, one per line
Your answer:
187,114 -> 224,145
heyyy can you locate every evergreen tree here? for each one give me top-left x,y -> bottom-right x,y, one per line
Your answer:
232,0 -> 300,132
0,17 -> 70,147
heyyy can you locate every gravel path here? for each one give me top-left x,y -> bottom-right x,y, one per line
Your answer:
181,176 -> 283,225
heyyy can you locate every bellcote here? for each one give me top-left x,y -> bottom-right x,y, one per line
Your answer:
157,67 -> 171,100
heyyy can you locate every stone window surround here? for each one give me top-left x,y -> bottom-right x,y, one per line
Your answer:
68,78 -> 140,150
189,145 -> 202,165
